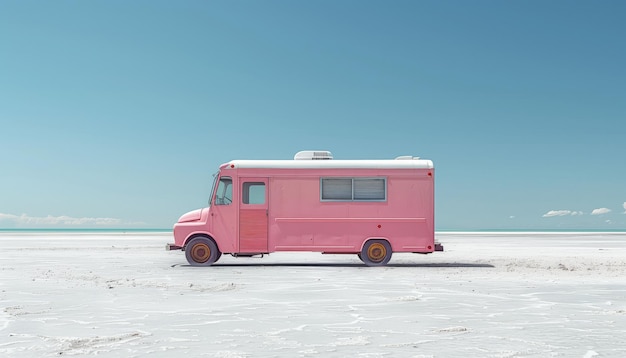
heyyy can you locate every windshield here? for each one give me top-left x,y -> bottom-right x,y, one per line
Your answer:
208,172 -> 219,206
214,176 -> 233,205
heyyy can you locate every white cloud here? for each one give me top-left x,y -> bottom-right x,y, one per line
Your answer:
542,210 -> 580,217
591,208 -> 611,215
623,202 -> 626,214
0,213 -> 135,226
542,210 -> 566,217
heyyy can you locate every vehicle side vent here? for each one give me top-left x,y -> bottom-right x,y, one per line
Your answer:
294,150 -> 334,160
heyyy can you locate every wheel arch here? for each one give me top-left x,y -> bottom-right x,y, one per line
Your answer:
183,232 -> 218,251
360,237 -> 392,251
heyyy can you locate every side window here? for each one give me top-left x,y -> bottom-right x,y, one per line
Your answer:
354,178 -> 386,200
242,182 -> 265,204
321,177 -> 386,201
321,178 -> 352,200
214,177 -> 233,205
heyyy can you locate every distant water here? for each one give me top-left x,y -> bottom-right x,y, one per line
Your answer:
0,228 -> 171,233
437,228 -> 626,233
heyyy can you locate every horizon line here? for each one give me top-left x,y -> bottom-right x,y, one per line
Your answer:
1,228 -> 626,233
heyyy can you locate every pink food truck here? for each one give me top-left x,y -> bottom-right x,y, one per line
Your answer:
167,151 -> 441,266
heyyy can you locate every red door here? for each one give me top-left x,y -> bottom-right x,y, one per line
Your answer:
239,178 -> 268,253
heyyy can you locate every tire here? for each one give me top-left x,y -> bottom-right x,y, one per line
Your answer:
360,239 -> 392,266
185,236 -> 221,266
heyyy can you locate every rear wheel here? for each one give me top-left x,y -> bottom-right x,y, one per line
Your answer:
360,239 -> 392,266
185,237 -> 221,266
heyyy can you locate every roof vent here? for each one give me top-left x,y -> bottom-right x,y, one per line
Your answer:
395,155 -> 420,160
294,150 -> 333,160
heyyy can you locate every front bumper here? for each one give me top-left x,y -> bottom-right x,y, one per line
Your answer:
166,243 -> 182,251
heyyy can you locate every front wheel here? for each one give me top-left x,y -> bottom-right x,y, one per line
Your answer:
360,239 -> 392,266
185,237 -> 221,266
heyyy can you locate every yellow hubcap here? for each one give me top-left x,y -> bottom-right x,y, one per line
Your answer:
367,243 -> 386,262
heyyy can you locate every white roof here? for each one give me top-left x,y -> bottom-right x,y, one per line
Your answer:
222,159 -> 434,169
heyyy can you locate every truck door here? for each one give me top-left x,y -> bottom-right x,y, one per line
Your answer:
210,176 -> 237,254
239,178 -> 268,253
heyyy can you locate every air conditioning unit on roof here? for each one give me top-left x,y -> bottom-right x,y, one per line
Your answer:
294,150 -> 333,160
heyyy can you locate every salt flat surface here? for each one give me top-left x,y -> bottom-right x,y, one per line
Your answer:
1,232 -> 625,357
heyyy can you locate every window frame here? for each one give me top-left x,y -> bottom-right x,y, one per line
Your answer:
242,181 -> 266,205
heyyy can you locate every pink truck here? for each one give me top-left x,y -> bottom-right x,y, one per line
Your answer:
166,151 -> 441,266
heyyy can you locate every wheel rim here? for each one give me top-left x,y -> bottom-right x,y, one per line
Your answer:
191,243 -> 211,263
367,242 -> 386,263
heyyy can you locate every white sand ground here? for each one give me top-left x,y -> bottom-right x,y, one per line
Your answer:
1,232 -> 625,358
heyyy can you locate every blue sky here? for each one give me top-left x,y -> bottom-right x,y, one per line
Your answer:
1,1 -> 625,230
